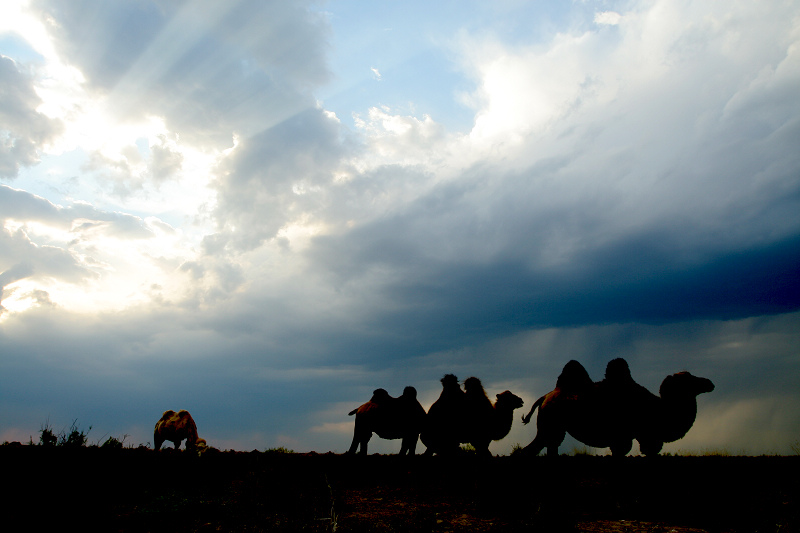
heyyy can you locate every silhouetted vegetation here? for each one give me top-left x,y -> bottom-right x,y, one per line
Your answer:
37,418 -> 91,447
39,419 -> 57,446
100,434 -> 129,449
264,446 -> 295,454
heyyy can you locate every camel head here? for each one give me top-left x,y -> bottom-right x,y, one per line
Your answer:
495,390 -> 524,411
188,437 -> 207,450
659,371 -> 715,399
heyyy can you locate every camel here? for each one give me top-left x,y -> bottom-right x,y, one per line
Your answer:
347,386 -> 427,455
521,358 -> 714,457
463,377 -> 525,456
421,375 -> 524,456
420,374 -> 467,456
154,410 -> 206,451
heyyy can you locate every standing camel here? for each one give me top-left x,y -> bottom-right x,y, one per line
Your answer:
422,375 -> 524,456
521,358 -> 714,457
347,386 -> 426,455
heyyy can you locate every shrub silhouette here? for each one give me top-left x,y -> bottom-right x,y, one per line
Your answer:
59,420 -> 91,448
38,419 -> 91,447
39,420 -> 57,447
100,435 -> 128,449
264,447 -> 295,454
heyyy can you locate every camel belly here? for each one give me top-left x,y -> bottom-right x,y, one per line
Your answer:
565,411 -> 634,449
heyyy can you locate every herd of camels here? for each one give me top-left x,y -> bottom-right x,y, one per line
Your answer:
155,358 -> 714,458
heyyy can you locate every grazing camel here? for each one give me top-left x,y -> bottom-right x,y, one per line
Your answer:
154,410 -> 206,451
422,375 -> 524,456
521,358 -> 714,457
347,386 -> 427,455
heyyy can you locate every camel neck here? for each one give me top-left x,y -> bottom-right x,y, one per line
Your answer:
490,406 -> 514,441
660,396 -> 698,443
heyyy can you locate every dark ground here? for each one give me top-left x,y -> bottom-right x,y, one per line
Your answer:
5,445 -> 798,532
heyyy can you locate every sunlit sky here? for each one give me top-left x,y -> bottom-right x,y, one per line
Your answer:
1,0 -> 799,455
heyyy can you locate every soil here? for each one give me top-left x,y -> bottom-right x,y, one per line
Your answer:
5,445 -> 798,532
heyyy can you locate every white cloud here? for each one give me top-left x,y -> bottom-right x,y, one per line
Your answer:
0,56 -> 63,178
594,11 -> 622,26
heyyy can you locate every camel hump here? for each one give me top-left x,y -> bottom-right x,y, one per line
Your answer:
401,386 -> 417,399
464,377 -> 489,396
604,358 -> 633,383
370,388 -> 393,402
556,360 -> 593,392
441,374 -> 460,386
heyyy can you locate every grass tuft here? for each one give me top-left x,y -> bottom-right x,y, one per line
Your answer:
264,446 -> 295,454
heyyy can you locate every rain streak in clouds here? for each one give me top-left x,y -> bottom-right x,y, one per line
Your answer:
1,0 -> 799,455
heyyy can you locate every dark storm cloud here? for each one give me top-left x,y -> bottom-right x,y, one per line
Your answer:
0,55 -> 63,178
300,97 -> 800,363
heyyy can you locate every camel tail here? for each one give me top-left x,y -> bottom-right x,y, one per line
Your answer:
521,394 -> 545,425
348,408 -> 358,416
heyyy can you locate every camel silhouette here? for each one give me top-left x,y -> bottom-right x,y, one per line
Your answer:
422,375 -> 524,456
521,358 -> 714,457
347,386 -> 426,455
154,410 -> 206,451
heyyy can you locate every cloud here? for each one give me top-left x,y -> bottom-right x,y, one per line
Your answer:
208,107 -> 352,254
594,11 -> 622,26
0,224 -> 92,292
0,55 -> 63,178
0,184 -> 153,239
32,0 -> 330,145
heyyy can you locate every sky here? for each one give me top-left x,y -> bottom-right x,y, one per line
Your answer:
1,0 -> 799,455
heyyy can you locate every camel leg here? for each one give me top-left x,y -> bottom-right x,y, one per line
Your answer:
400,434 -> 418,456
474,440 -> 492,458
523,427 -> 565,457
347,433 -> 360,454
348,418 -> 372,455
639,440 -> 663,457
522,436 -> 546,456
610,440 -> 632,458
358,433 -> 371,455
